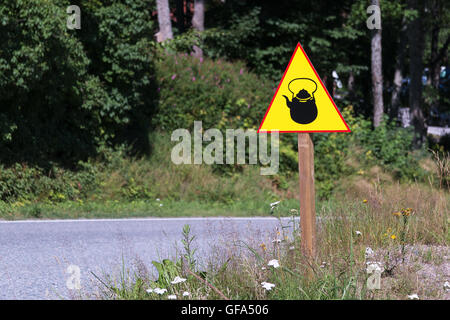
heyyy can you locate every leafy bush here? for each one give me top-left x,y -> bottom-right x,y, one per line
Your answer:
314,131 -> 351,199
0,0 -> 101,165
77,0 -> 158,152
312,107 -> 424,198
351,114 -> 423,180
0,0 -> 158,166
153,52 -> 273,131
0,162 -> 98,203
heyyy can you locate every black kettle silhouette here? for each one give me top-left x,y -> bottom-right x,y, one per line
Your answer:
282,78 -> 318,124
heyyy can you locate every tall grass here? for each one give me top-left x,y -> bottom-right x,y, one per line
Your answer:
95,177 -> 448,300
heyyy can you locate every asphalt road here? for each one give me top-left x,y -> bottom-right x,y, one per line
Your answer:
0,217 -> 299,299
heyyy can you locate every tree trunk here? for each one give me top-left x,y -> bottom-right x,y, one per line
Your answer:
371,0 -> 384,128
407,0 -> 426,146
156,0 -> 173,42
192,0 -> 205,58
347,70 -> 354,96
428,0 -> 441,89
390,21 -> 407,120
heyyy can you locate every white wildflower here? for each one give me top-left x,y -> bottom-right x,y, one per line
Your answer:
154,288 -> 167,295
268,259 -> 280,268
270,201 -> 280,208
407,293 -> 419,300
146,288 -> 153,293
167,294 -> 177,300
355,231 -> 362,236
444,281 -> 450,291
320,261 -> 328,268
289,246 -> 295,250
261,282 -> 275,291
171,276 -> 187,284
156,198 -> 160,201
272,239 -> 282,243
182,291 -> 190,297
159,203 -> 163,207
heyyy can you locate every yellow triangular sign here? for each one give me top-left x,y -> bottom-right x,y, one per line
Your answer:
258,43 -> 350,133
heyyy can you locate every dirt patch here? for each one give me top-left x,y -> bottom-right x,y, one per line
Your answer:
368,245 -> 449,299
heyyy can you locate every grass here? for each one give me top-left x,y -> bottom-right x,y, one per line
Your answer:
87,176 -> 448,300
0,198 -> 297,220
1,132 -> 448,299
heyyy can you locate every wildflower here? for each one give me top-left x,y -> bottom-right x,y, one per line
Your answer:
358,169 -> 365,175
363,199 -> 368,203
182,291 -> 190,297
261,267 -> 266,270
270,201 -> 280,214
156,198 -> 160,201
270,201 -> 280,208
272,239 -> 282,244
290,209 -> 298,214
171,276 -> 187,284
146,288 -> 153,293
390,234 -> 396,240
401,207 -> 413,217
154,288 -> 167,295
392,211 -> 401,217
320,262 -> 328,268
407,293 -> 419,300
443,281 -> 450,291
268,259 -> 280,268
171,74 -> 177,80
192,77 -> 196,81
239,68 -> 244,75
261,282 -> 275,291
159,204 -> 163,207
167,294 -> 177,300
355,231 -> 362,236
289,246 -> 295,250
260,243 -> 267,251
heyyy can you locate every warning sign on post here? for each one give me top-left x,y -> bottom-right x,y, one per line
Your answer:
258,43 -> 350,133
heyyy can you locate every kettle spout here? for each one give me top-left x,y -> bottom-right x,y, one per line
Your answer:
283,95 -> 293,108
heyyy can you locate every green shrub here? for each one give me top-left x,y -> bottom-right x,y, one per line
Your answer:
0,162 -> 99,203
0,0 -> 158,166
153,53 -> 273,131
314,131 -> 352,199
78,0 -> 158,153
351,113 -> 423,180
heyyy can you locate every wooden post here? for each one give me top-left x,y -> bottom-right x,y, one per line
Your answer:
297,133 -> 316,258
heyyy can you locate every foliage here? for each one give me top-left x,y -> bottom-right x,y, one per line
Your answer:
0,162 -> 98,203
201,1 -> 367,83
351,113 -> 423,180
314,131 -> 352,199
0,0 -> 99,165
153,52 -> 272,131
76,0 -> 159,152
0,0 -> 158,166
